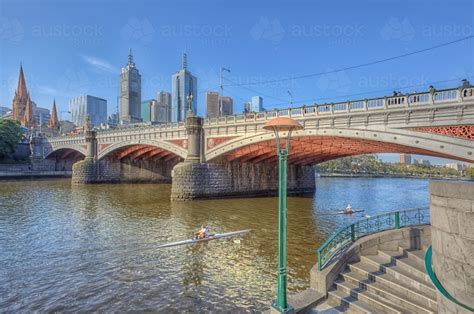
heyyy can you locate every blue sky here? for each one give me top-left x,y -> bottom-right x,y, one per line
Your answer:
0,0 -> 473,164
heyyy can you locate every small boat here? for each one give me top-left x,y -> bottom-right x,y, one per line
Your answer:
156,229 -> 251,249
320,209 -> 365,216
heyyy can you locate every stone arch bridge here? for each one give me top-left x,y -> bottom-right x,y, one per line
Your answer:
38,86 -> 474,200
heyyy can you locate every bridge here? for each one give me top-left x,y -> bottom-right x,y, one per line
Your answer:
36,85 -> 474,200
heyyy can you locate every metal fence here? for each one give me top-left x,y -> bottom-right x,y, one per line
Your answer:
316,207 -> 430,271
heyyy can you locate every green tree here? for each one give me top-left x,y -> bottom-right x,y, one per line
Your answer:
0,119 -> 22,159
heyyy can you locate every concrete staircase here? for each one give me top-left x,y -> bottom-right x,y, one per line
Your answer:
312,246 -> 437,313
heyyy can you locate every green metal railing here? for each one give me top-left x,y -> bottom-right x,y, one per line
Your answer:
317,208 -> 429,271
425,246 -> 474,312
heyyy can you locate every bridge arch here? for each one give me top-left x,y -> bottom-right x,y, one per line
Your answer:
205,128 -> 474,164
97,139 -> 187,161
45,145 -> 87,159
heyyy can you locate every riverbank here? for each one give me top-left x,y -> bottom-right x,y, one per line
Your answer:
317,172 -> 471,180
0,171 -> 72,180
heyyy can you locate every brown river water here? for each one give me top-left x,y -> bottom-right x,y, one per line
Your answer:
0,177 -> 429,311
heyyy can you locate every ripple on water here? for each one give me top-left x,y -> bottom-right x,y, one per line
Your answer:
0,177 -> 429,311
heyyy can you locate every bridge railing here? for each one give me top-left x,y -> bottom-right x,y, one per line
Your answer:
203,86 -> 474,126
316,207 -> 430,272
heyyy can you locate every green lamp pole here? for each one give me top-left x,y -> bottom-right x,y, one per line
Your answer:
263,117 -> 304,313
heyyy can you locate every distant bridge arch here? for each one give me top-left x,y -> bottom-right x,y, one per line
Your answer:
97,139 -> 187,161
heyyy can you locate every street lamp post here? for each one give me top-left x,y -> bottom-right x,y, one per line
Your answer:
263,117 -> 304,313
186,93 -> 194,117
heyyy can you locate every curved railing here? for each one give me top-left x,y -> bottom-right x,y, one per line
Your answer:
316,207 -> 430,271
425,246 -> 474,312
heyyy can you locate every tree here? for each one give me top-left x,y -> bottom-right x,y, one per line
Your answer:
0,119 -> 22,159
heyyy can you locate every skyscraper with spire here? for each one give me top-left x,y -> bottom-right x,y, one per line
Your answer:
171,53 -> 198,122
119,49 -> 142,124
12,64 -> 35,127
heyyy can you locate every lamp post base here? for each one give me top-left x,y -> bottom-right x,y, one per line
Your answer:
271,302 -> 295,314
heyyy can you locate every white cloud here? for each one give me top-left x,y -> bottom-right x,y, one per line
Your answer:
80,54 -> 118,73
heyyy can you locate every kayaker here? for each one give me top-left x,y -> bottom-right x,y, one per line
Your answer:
195,225 -> 210,239
344,204 -> 354,214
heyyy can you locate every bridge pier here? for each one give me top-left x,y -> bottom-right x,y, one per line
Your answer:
170,114 -> 315,200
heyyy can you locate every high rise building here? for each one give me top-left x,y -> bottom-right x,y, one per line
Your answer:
12,65 -> 35,127
119,49 -> 142,123
69,95 -> 107,127
152,91 -> 171,123
205,91 -> 219,118
171,53 -> 197,122
400,153 -> 412,164
244,102 -> 251,113
0,106 -> 10,117
250,96 -> 263,112
34,106 -> 50,127
141,99 -> 154,122
220,96 -> 233,116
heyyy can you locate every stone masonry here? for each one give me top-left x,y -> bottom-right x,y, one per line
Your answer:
170,161 -> 315,201
430,181 -> 474,313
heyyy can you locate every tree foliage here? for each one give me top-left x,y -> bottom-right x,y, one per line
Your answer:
315,154 -> 462,178
0,119 -> 22,159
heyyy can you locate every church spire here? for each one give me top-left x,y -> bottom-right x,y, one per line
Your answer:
16,64 -> 28,97
48,98 -> 60,131
22,95 -> 35,128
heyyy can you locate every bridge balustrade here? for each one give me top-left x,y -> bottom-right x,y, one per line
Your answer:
348,101 -> 365,111
333,103 -> 347,112
408,93 -> 430,105
367,98 -> 384,108
433,89 -> 458,102
387,96 -> 406,107
317,105 -> 332,114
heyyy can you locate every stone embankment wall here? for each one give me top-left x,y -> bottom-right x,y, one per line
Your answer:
72,158 -> 176,184
430,181 -> 474,313
170,161 -> 316,201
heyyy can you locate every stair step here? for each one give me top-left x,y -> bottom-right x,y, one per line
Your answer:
327,287 -> 384,314
348,260 -> 437,302
334,279 -> 407,313
340,269 -> 436,313
401,247 -> 426,266
377,250 -> 430,283
361,254 -> 434,289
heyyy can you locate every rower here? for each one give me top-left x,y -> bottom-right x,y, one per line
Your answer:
195,225 -> 210,239
344,204 -> 354,214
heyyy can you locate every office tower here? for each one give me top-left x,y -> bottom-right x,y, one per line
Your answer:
244,102 -> 251,113
250,96 -> 263,112
205,91 -> 219,118
141,99 -> 154,122
400,153 -> 412,164
171,53 -> 197,122
119,49 -> 142,123
220,96 -> 233,116
152,91 -> 171,123
69,95 -> 107,127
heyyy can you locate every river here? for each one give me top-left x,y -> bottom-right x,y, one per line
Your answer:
0,177 -> 430,311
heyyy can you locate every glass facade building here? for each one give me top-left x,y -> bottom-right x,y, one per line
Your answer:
141,99 -> 154,122
250,96 -> 263,112
69,95 -> 107,127
152,91 -> 171,123
171,53 -> 197,122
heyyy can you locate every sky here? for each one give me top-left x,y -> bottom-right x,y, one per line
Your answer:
0,0 -> 473,164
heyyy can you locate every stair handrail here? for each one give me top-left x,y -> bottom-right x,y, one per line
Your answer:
424,245 -> 474,312
316,207 -> 430,271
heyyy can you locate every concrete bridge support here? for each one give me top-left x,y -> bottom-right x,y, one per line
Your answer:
430,181 -> 474,313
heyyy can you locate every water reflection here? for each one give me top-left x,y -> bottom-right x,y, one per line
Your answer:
0,177 -> 429,311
